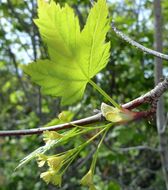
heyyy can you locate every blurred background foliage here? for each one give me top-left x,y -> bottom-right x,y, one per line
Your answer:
0,0 -> 168,189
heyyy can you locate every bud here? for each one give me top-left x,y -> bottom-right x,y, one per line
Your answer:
81,170 -> 93,186
58,111 -> 74,122
37,154 -> 48,167
43,131 -> 63,143
101,103 -> 135,123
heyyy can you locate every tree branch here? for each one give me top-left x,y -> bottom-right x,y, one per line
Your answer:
114,145 -> 160,152
111,22 -> 168,61
0,113 -> 103,136
0,78 -> 168,137
122,77 -> 168,110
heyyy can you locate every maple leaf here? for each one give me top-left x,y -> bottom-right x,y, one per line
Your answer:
24,0 -> 110,105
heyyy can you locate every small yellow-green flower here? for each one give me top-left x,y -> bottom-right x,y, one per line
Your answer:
37,154 -> 48,167
47,155 -> 66,172
43,131 -> 63,142
81,169 -> 97,189
52,173 -> 62,187
40,169 -> 62,186
40,170 -> 56,184
81,170 -> 94,186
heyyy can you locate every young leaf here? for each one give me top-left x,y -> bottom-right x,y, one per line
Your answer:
23,0 -> 110,105
101,103 -> 135,123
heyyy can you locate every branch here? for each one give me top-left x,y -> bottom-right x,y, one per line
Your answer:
111,22 -> 168,61
0,113 -> 103,136
1,78 -> 168,137
114,145 -> 160,152
122,77 -> 168,110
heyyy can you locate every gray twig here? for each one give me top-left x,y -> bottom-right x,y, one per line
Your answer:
111,22 -> 168,61
115,145 -> 160,152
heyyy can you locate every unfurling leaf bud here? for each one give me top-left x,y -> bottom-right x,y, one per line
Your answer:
101,103 -> 135,123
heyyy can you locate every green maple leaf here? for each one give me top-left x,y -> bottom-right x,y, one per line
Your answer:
24,0 -> 110,105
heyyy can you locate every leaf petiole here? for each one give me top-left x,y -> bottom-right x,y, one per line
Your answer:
89,79 -> 120,109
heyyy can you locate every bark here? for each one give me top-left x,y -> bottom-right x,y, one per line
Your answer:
154,0 -> 168,189
111,22 -> 168,61
1,77 -> 168,136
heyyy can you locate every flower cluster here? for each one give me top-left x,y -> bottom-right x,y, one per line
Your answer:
37,153 -> 67,187
36,131 -> 69,186
35,124 -> 105,188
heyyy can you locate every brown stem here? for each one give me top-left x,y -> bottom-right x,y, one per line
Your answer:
1,77 -> 168,136
122,78 -> 168,110
0,113 -> 103,136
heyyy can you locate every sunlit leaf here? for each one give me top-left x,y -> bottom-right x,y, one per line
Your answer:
24,0 -> 110,105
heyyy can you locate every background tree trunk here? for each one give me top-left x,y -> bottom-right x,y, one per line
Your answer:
154,0 -> 168,189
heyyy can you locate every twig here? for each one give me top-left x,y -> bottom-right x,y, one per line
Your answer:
0,113 -> 103,136
111,22 -> 168,61
1,77 -> 168,137
115,145 -> 160,152
122,77 -> 168,110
